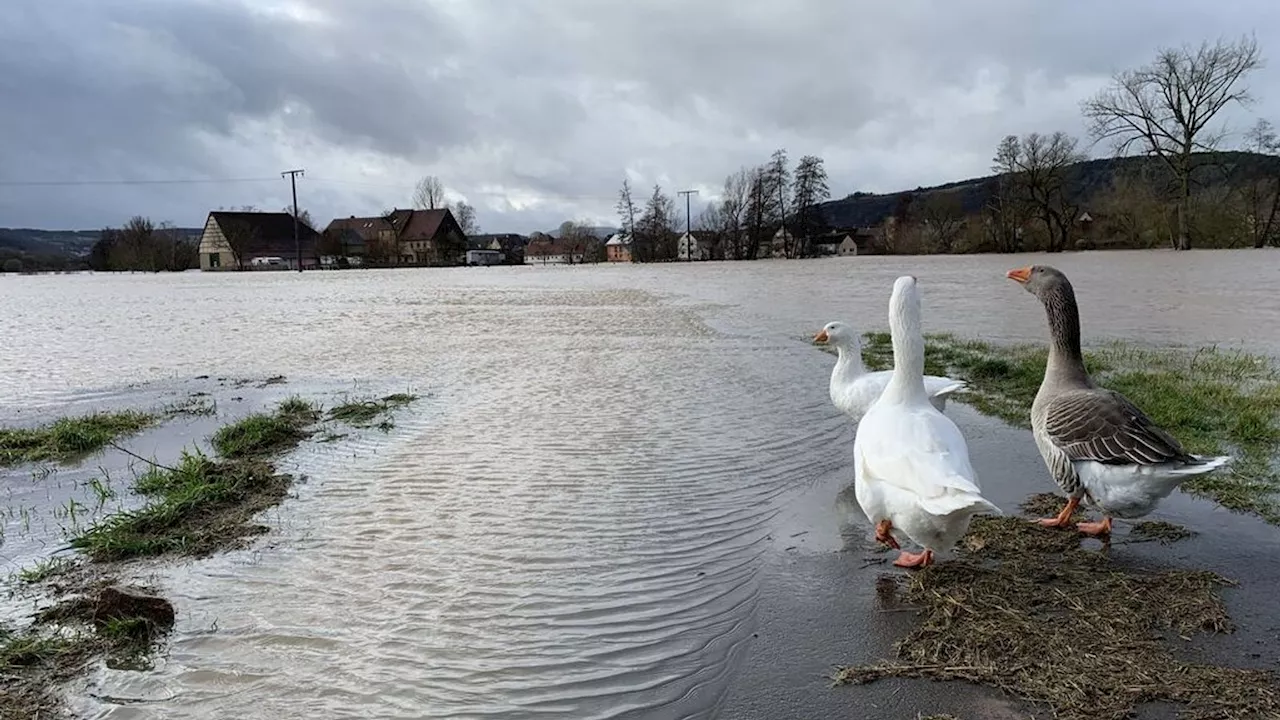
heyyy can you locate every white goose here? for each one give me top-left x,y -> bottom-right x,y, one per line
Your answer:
853,276 -> 1002,568
814,320 -> 966,422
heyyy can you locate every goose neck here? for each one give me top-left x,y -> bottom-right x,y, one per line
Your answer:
1041,282 -> 1090,384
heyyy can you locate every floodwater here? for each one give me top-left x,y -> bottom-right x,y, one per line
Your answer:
0,249 -> 1277,719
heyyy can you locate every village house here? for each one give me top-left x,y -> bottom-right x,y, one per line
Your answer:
320,208 -> 468,266
198,211 -> 321,271
811,228 -> 872,256
676,231 -> 716,261
605,232 -> 632,262
467,233 -> 527,265
525,234 -> 585,265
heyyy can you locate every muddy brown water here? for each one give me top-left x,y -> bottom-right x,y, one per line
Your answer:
1,249 -> 1278,719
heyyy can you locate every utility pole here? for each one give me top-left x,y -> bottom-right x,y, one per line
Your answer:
678,189 -> 698,262
282,168 -> 305,272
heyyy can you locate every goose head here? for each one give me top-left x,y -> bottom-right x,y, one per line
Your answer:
1006,264 -> 1070,299
814,321 -> 858,348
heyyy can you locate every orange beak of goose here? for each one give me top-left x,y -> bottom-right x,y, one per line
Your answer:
813,330 -> 829,344
1006,266 -> 1032,284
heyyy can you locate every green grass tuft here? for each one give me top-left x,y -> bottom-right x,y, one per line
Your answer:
326,393 -> 418,429
820,333 -> 1280,524
0,411 -> 155,467
211,396 -> 318,459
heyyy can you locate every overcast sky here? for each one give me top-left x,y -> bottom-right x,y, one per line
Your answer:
1,0 -> 1277,234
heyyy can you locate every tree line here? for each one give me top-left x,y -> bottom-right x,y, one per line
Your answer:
612,149 -> 831,262
88,216 -> 199,272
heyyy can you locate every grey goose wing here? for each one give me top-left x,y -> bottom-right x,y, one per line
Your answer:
1042,387 -> 1196,466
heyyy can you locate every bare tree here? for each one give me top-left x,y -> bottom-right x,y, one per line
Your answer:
744,165 -> 777,259
413,175 -> 446,210
918,193 -> 966,253
985,136 -> 1030,252
636,184 -> 678,262
1082,34 -> 1263,250
220,217 -> 260,270
555,221 -> 605,264
791,155 -> 830,257
992,132 -> 1086,252
1241,118 -> 1280,248
616,178 -> 639,239
453,200 -> 478,235
282,206 -> 314,228
715,168 -> 749,260
764,149 -> 792,255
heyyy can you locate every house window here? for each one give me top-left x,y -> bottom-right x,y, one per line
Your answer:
209,253 -> 221,268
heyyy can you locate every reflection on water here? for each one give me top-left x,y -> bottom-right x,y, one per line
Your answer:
1,250 -> 1277,718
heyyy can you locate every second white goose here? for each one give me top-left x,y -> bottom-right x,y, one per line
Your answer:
814,320 -> 966,422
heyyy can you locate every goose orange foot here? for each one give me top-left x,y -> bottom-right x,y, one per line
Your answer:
874,519 -> 900,549
1037,495 -> 1081,529
893,549 -> 934,568
1076,516 -> 1113,538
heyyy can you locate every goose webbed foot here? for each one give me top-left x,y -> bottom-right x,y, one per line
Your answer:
1036,495 -> 1081,529
893,549 -> 933,568
1076,516 -> 1113,538
874,519 -> 900,549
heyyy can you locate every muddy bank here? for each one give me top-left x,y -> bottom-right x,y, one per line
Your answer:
0,376 -> 422,719
715,404 -> 1280,719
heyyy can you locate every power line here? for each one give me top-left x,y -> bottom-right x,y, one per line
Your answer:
0,174 -> 638,202
0,177 -> 279,187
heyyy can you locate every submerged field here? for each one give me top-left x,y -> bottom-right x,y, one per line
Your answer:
823,332 -> 1280,525
0,385 -> 419,719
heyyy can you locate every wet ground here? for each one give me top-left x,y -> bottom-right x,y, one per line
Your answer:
719,402 -> 1280,719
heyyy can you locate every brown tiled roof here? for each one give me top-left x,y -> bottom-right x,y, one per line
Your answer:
396,208 -> 450,240
526,237 -> 581,256
324,215 -> 394,241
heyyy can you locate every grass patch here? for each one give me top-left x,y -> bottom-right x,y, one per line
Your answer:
0,410 -> 154,467
326,393 -> 418,429
819,332 -> 1280,524
70,397 -> 320,561
211,396 -> 318,459
69,452 -> 289,561
833,501 -> 1279,720
14,557 -> 77,585
1131,520 -> 1198,544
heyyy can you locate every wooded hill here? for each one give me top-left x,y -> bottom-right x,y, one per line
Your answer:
816,151 -> 1280,231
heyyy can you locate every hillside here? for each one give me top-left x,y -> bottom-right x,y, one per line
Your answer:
0,227 -> 202,259
0,229 -> 101,258
816,151 -> 1280,229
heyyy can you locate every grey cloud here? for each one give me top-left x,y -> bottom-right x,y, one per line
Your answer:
0,0 -> 1278,234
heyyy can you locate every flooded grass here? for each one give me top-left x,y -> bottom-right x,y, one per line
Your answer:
1131,520 -> 1198,544
326,393 -> 418,429
1,583 -> 175,719
70,398 -> 320,561
14,557 -> 77,585
824,333 -> 1280,525
1,395 -> 331,714
68,452 -> 290,561
833,501 -> 1280,720
210,396 -> 318,459
0,410 -> 155,468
